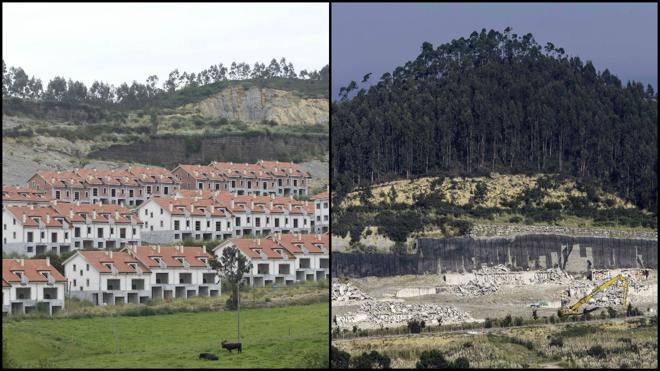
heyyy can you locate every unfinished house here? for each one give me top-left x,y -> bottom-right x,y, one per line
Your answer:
2,257 -> 66,315
3,205 -> 73,256
270,232 -> 329,281
311,190 -> 329,233
25,166 -> 180,207
172,160 -> 312,197
2,185 -> 53,207
63,250 -> 152,305
51,202 -> 142,250
126,245 -> 220,300
214,238 -> 297,287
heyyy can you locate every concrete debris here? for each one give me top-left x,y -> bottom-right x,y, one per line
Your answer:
335,302 -> 477,329
453,265 -> 574,297
332,282 -> 373,304
565,269 -> 653,307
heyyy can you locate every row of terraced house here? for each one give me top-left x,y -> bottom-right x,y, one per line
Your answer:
2,160 -> 328,256
24,160 -> 312,207
3,189 -> 327,257
3,233 -> 328,314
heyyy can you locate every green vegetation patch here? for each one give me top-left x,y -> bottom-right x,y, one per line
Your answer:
3,303 -> 328,368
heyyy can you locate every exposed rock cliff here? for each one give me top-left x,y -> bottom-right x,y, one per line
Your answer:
189,86 -> 328,125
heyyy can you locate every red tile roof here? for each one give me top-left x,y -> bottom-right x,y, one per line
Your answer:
129,245 -> 211,268
2,186 -> 52,203
227,238 -> 296,260
270,233 -> 329,255
51,203 -> 142,224
76,251 -> 151,274
3,258 -> 67,283
4,206 -> 68,227
311,191 -> 329,200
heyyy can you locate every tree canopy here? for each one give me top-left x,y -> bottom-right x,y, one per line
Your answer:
2,58 -> 329,110
332,28 -> 657,213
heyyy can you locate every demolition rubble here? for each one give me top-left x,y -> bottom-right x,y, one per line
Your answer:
335,302 -> 477,329
453,265 -> 574,297
332,282 -> 373,305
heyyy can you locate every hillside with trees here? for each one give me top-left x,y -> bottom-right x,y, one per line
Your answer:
3,58 -> 328,109
2,58 -> 329,185
332,28 -> 657,216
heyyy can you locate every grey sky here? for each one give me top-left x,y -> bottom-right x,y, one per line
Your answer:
332,3 -> 658,100
3,3 -> 329,88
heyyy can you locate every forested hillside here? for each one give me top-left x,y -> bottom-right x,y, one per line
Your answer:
332,28 -> 657,213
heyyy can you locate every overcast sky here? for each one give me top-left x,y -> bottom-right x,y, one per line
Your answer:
3,3 -> 329,87
332,3 -> 658,100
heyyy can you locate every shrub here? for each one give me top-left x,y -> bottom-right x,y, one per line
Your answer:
350,351 -> 390,369
416,350 -> 450,369
408,319 -> 422,334
484,317 -> 493,328
452,357 -> 470,368
586,345 -> 606,359
509,215 -> 523,223
501,314 -> 513,327
608,307 -> 617,319
514,316 -> 524,326
549,336 -> 563,347
331,346 -> 351,369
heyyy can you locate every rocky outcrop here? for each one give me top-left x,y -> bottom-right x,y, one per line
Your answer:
190,86 -> 328,125
332,235 -> 658,277
470,224 -> 658,240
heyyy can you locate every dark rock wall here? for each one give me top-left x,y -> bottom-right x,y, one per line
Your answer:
332,235 -> 657,278
88,134 -> 328,167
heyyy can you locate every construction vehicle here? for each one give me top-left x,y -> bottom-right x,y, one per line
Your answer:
559,274 -> 629,316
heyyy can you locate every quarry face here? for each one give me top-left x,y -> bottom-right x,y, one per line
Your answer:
332,235 -> 658,332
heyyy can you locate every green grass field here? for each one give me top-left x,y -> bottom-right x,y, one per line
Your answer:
3,303 -> 328,368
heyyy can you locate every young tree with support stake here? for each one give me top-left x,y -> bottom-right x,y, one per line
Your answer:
210,246 -> 252,344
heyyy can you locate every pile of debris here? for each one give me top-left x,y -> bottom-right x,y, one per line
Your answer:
332,282 -> 373,305
453,265 -> 574,297
566,271 -> 649,307
533,267 -> 574,285
335,302 -> 476,329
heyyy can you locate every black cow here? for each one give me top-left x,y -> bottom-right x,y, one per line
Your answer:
199,352 -> 219,361
221,340 -> 242,353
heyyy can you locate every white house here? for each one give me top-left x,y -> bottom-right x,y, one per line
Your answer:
63,250 -> 152,305
3,205 -> 73,256
137,197 -> 233,244
311,190 -> 329,233
214,238 -> 297,287
269,232 -> 329,281
137,192 -> 314,244
125,245 -> 220,300
2,201 -> 142,256
2,258 -> 66,315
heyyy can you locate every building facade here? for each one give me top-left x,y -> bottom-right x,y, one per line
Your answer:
2,258 -> 66,315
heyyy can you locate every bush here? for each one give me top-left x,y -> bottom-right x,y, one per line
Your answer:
586,345 -> 606,359
350,351 -> 390,369
484,317 -> 493,328
509,215 -> 523,223
549,336 -> 563,347
501,314 -> 513,327
514,316 -> 524,326
416,350 -> 450,369
408,319 -> 422,334
331,346 -> 351,369
608,307 -> 617,319
452,357 -> 470,369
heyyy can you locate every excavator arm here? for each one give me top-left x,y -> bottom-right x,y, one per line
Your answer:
560,274 -> 628,316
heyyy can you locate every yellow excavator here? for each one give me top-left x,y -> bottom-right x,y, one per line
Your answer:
559,274 -> 629,316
